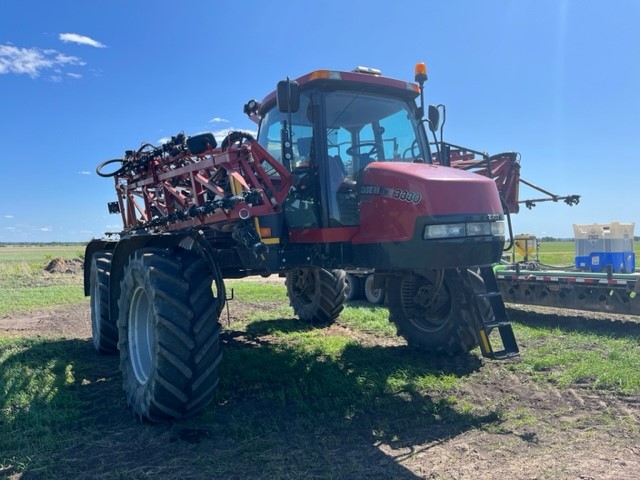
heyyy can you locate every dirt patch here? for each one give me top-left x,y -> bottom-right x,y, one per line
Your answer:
43,257 -> 84,275
1,296 -> 639,479
0,302 -> 91,339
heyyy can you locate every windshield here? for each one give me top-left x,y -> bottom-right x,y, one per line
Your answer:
257,89 -> 424,228
325,91 -> 424,177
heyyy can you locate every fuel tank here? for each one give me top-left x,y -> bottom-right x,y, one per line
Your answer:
352,162 -> 504,245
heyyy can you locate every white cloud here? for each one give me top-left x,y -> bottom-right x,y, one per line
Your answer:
4,215 -> 14,219
67,72 -> 82,79
59,33 -> 106,48
209,117 -> 229,124
78,171 -> 91,175
39,227 -> 52,232
213,128 -> 258,141
0,44 -> 84,78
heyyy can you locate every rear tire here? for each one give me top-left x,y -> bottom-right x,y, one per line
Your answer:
364,274 -> 385,305
117,248 -> 223,422
90,251 -> 118,354
387,269 -> 482,355
285,267 -> 346,324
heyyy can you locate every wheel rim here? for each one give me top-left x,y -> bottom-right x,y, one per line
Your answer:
365,275 -> 383,303
344,276 -> 353,299
401,274 -> 452,332
292,269 -> 316,305
128,286 -> 154,384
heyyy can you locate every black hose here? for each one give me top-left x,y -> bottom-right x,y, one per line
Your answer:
500,193 -> 514,251
96,158 -> 129,178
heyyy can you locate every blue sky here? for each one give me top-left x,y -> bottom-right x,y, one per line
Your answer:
1,0 -> 638,242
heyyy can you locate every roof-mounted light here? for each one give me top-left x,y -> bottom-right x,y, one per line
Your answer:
414,62 -> 428,84
308,70 -> 343,81
351,66 -> 382,76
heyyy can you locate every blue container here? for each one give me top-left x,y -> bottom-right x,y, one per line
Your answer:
576,251 -> 636,273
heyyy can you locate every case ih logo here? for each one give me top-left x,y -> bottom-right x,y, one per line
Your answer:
360,184 -> 422,205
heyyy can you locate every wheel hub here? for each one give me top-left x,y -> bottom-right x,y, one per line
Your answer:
128,286 -> 154,385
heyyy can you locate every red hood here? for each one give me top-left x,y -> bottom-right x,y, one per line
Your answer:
353,162 -> 503,244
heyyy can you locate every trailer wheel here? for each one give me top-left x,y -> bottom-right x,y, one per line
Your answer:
387,269 -> 482,355
90,251 -> 118,354
117,248 -> 223,422
285,268 -> 346,324
344,273 -> 362,302
364,274 -> 385,305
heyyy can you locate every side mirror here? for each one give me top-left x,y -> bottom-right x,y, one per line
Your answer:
276,80 -> 300,113
427,104 -> 440,132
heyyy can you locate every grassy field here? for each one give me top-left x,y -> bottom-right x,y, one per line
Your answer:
0,244 -> 85,315
1,244 -> 640,477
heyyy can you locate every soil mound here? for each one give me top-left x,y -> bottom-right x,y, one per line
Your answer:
44,257 -> 84,274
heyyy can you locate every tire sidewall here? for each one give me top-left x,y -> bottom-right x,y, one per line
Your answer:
90,252 -> 117,354
89,254 -> 103,351
118,254 -> 157,419
286,268 -> 322,321
285,267 -> 346,324
388,269 -> 479,354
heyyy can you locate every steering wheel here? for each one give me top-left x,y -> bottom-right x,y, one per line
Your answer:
221,131 -> 255,151
402,139 -> 420,159
346,142 -> 381,159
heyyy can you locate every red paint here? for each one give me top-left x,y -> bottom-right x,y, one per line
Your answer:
352,162 -> 504,244
289,226 -> 359,243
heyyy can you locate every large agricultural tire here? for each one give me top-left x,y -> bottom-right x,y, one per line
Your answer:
387,269 -> 485,356
90,251 -> 118,354
285,267 -> 346,324
364,274 -> 385,305
117,248 -> 223,422
344,273 -> 362,302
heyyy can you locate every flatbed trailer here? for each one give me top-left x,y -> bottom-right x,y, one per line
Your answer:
495,267 -> 640,316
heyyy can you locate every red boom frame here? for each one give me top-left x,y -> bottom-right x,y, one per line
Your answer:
110,139 -> 292,233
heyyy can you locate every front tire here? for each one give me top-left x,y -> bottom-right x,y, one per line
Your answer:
90,251 -> 118,354
387,269 -> 483,355
117,248 -> 223,422
285,267 -> 346,324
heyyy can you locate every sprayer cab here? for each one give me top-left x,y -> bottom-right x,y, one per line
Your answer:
251,65 -> 506,270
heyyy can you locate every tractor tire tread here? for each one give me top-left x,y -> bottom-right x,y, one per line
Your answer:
118,247 -> 222,422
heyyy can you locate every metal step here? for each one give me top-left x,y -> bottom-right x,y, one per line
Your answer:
466,267 -> 520,360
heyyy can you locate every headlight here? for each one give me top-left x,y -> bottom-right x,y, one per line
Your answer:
423,221 -> 504,240
491,221 -> 505,236
423,223 -> 466,239
466,222 -> 492,236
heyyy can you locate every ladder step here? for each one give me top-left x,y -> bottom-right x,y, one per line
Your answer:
486,350 -> 520,360
464,267 -> 520,360
483,321 -> 512,329
476,291 -> 502,299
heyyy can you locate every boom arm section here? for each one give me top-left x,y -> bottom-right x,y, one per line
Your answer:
98,133 -> 292,233
434,144 -> 580,214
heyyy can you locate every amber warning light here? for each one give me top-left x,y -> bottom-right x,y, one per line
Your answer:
414,62 -> 428,84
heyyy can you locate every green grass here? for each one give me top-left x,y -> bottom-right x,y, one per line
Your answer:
0,338 -> 85,467
0,286 -> 85,316
1,278 -> 639,477
0,244 -> 85,315
0,244 -> 84,265
338,303 -> 397,336
509,323 -> 640,393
